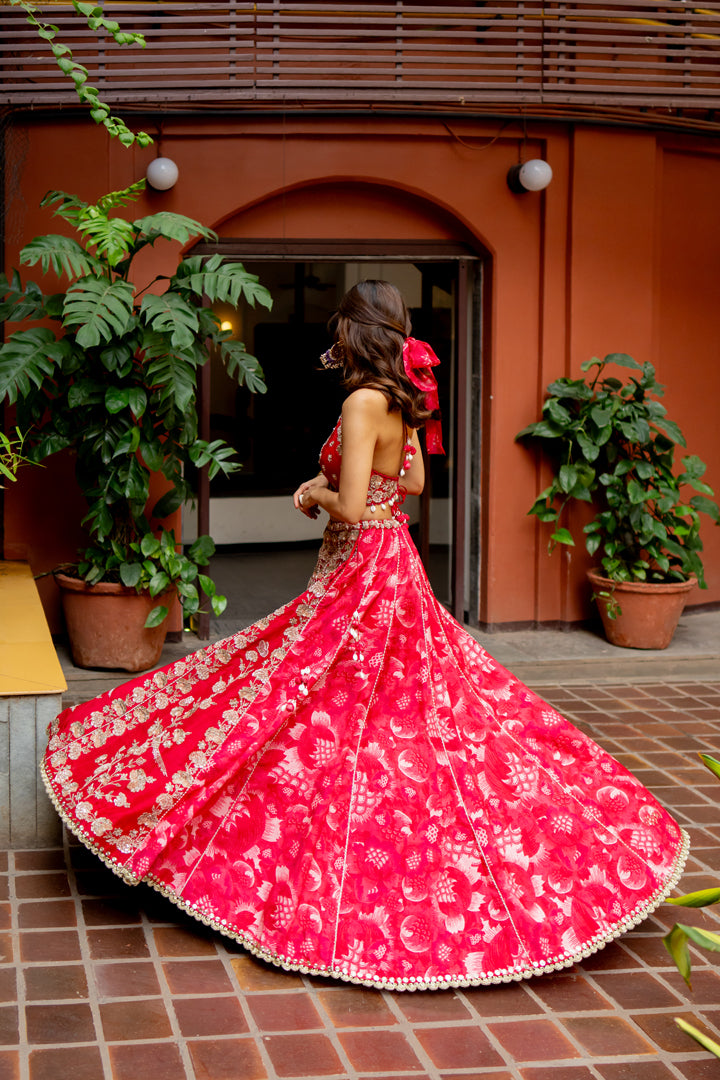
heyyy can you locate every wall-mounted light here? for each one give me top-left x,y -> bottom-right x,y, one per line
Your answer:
507,158 -> 553,194
146,157 -> 179,191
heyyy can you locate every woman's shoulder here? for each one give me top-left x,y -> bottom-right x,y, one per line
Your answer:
342,387 -> 389,420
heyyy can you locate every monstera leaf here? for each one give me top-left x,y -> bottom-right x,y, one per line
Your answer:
221,340 -> 267,394
133,212 -> 217,247
0,328 -> 64,404
20,234 -> 104,280
62,276 -> 134,348
140,292 -> 199,350
173,255 -> 272,309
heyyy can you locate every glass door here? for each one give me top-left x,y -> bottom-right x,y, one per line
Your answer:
193,256 -> 471,628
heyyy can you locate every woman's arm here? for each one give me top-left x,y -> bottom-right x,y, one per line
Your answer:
302,391 -> 382,523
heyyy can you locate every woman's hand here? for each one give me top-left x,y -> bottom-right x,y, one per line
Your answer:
293,474 -> 328,519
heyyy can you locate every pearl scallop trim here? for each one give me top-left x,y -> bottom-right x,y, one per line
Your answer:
39,759 -> 690,992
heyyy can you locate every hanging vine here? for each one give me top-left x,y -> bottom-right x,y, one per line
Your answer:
10,0 -> 153,148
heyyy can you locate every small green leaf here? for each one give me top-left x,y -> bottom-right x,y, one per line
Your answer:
140,534 -> 161,557
188,535 -> 215,563
148,571 -> 170,597
151,488 -> 183,520
676,924 -> 720,952
119,562 -> 142,588
515,419 -> 563,441
586,534 -> 602,557
591,405 -> 613,428
144,605 -> 168,628
111,427 -> 141,458
626,479 -> 647,505
105,386 -> 130,413
127,388 -> 147,418
667,887 -> 720,908
580,356 -> 603,372
536,509 -> 559,523
690,495 -> 720,522
603,352 -> 641,370
577,430 -> 600,463
674,1018 -> 720,1058
559,464 -> 577,494
663,925 -> 692,986
140,440 -> 164,472
699,753 -> 720,780
198,574 -> 215,597
211,593 -> 228,616
546,399 -> 572,426
176,581 -> 198,600
653,417 -> 687,446
550,527 -> 575,547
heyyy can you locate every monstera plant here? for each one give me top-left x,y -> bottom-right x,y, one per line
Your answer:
0,180 -> 271,668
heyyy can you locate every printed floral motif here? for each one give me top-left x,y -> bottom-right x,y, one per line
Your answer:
41,424 -> 689,992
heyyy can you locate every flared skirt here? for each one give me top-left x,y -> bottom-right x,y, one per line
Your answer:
42,520 -> 688,990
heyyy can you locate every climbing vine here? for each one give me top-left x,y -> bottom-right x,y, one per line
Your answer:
10,0 -> 153,148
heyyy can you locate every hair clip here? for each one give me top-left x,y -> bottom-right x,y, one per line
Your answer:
320,343 -> 345,370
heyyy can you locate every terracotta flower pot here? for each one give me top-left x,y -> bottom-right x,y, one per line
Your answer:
55,572 -> 171,672
587,568 -> 697,650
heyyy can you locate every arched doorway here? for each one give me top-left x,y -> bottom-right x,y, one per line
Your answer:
189,183 -> 488,631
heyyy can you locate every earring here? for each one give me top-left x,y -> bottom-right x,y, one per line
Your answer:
320,343 -> 345,370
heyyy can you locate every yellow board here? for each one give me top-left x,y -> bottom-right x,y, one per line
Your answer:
0,561 -> 67,696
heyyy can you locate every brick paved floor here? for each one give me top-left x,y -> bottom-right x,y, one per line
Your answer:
3,680 -> 720,1080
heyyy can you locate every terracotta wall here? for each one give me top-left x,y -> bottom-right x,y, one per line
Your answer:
3,114 -> 720,629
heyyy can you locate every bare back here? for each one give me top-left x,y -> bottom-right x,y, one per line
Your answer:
343,388 -> 424,522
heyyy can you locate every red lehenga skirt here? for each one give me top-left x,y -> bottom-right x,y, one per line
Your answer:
42,519 -> 688,991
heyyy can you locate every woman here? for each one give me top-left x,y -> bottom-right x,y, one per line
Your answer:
42,280 -> 687,991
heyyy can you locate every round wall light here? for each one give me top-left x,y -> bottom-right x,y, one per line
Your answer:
507,158 -> 553,194
146,157 -> 179,191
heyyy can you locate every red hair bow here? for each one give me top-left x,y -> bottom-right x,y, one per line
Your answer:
402,337 -> 445,455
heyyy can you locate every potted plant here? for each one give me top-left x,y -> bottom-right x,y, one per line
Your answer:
0,180 -> 271,670
516,353 -> 720,649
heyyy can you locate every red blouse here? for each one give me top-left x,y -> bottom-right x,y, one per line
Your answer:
319,417 -> 415,516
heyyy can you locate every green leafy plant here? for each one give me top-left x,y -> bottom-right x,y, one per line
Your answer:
516,354 -> 719,609
10,0 -> 152,148
664,752 -> 720,1057
75,530 -> 222,628
0,427 -> 37,486
0,181 -> 272,625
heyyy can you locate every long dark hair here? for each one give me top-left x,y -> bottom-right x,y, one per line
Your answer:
330,280 -> 434,429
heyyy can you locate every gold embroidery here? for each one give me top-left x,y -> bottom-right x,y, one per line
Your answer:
307,522 -> 360,589
44,568 -> 333,862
